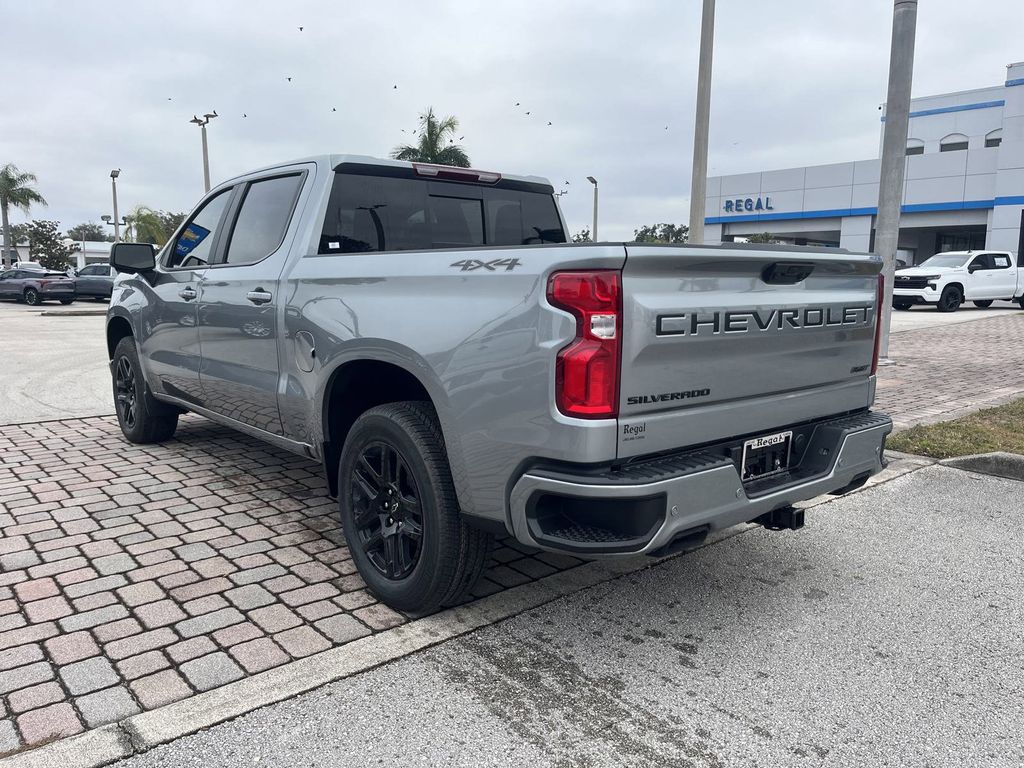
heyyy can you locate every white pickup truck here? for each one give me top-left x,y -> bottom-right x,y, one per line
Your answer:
892,250 -> 1024,312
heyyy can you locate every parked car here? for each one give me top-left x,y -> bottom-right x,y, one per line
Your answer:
74,263 -> 116,300
0,268 -> 76,305
892,250 -> 1024,312
105,154 -> 892,613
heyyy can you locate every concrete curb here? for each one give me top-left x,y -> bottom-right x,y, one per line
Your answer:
38,309 -> 107,317
940,451 -> 1024,482
0,526 -> 750,768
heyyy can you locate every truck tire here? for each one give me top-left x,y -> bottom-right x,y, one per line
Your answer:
111,336 -> 179,443
892,301 -> 913,311
338,401 -> 491,614
973,300 -> 993,308
23,288 -> 40,306
1019,297 -> 1024,309
60,298 -> 74,305
937,286 -> 962,313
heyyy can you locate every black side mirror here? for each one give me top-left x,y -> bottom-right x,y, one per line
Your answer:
967,264 -> 979,273
111,243 -> 156,274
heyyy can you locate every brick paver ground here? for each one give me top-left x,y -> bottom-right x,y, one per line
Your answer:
880,313 -> 1024,430
0,313 -> 1022,756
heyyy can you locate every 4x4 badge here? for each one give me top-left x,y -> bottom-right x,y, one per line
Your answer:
450,258 -> 521,272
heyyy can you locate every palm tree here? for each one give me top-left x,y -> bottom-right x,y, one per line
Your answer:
125,205 -> 170,246
390,107 -> 470,167
0,164 -> 47,267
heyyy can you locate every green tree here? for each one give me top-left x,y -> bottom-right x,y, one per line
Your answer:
0,164 -> 47,267
158,211 -> 186,239
26,220 -> 74,270
744,232 -> 781,244
126,205 -> 164,245
633,223 -> 688,244
66,222 -> 109,242
572,228 -> 592,243
391,108 -> 470,167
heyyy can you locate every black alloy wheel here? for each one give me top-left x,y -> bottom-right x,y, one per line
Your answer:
937,286 -> 961,313
350,441 -> 425,580
23,288 -> 39,306
338,401 -> 491,613
115,355 -> 138,430
973,300 -> 993,308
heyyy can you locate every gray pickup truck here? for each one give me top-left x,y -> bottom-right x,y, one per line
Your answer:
106,155 -> 892,612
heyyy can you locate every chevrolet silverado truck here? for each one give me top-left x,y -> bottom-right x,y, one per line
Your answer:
892,250 -> 1024,312
105,155 -> 892,612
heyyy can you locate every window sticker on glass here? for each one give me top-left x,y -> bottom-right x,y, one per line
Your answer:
175,223 -> 212,258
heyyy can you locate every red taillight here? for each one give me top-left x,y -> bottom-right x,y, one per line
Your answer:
548,271 -> 622,419
871,273 -> 884,375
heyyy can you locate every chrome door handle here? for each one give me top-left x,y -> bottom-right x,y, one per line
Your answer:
179,287 -> 197,301
247,289 -> 273,305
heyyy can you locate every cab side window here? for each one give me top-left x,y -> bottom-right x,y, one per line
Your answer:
992,254 -> 1011,269
166,189 -> 232,269
970,254 -> 993,271
223,174 -> 303,266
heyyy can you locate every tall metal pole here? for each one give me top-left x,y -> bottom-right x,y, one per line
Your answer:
687,0 -> 715,245
111,177 -> 121,243
201,123 -> 211,193
875,0 -> 918,360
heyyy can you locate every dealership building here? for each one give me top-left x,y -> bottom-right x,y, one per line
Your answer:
704,62 -> 1024,264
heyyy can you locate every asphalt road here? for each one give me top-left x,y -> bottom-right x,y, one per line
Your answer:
114,464 -> 1024,768
0,302 -> 110,425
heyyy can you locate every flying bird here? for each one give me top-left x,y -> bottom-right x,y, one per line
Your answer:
525,111 -> 531,115
243,113 -> 247,118
167,97 -> 172,101
332,107 -> 337,112
286,77 -> 292,82
515,102 -> 520,106
298,26 -> 303,31
547,121 -> 552,126
564,180 -> 570,185
393,85 -> 398,89
458,136 -> 464,140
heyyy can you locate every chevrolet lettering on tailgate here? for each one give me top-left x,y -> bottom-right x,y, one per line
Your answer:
656,305 -> 874,336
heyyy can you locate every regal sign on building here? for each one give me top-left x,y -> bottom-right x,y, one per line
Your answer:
723,197 -> 774,213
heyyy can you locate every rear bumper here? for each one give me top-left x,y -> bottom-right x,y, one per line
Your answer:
40,284 -> 75,297
508,410 -> 892,557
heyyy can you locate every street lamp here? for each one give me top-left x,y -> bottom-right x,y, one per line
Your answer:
109,169 -> 122,242
190,111 -> 218,193
586,176 -> 599,241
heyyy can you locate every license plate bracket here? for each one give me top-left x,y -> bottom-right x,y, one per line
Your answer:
741,430 -> 793,482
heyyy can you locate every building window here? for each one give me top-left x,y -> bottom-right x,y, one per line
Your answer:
905,145 -> 924,156
985,129 -> 1002,148
939,133 -> 969,152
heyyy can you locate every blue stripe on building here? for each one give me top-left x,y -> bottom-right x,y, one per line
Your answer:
879,100 -> 1004,122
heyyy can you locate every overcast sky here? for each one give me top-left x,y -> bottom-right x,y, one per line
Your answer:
3,0 -> 1021,240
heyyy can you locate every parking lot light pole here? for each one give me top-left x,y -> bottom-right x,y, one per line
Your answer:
587,176 -> 598,241
190,111 -> 218,193
109,169 -> 122,242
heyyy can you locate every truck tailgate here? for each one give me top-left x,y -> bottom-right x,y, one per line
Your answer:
617,244 -> 881,458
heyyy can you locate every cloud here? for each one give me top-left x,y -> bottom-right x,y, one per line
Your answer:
2,0 -> 1019,239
